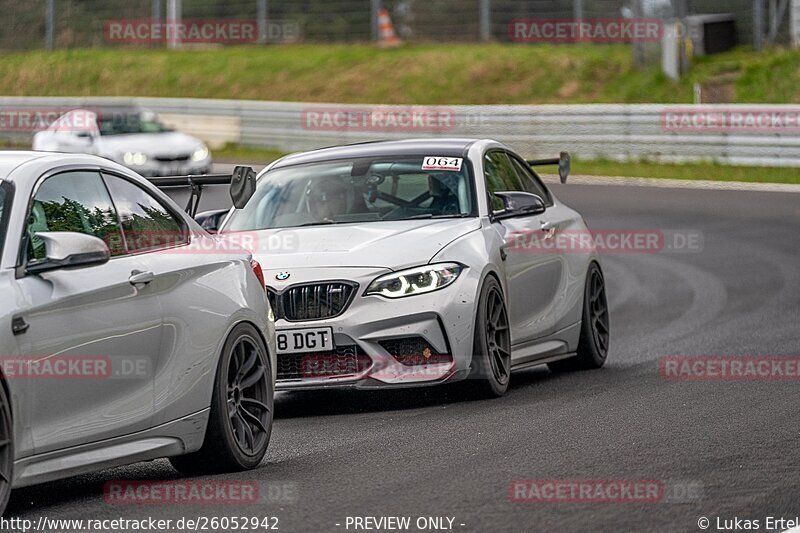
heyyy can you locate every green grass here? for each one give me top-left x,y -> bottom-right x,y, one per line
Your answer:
0,44 -> 796,104
213,143 -> 287,163
573,159 -> 800,184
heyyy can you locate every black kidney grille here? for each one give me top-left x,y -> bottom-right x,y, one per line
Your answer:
267,282 -> 357,321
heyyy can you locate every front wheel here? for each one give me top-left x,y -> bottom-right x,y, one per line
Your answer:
549,262 -> 610,372
465,276 -> 512,398
0,380 -> 13,516
170,323 -> 274,475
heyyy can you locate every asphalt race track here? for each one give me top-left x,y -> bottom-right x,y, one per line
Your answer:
7,182 -> 799,532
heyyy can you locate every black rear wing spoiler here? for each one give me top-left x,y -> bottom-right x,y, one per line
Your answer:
149,165 -> 257,217
527,151 -> 571,184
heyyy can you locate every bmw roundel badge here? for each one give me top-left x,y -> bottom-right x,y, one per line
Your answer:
275,272 -> 291,281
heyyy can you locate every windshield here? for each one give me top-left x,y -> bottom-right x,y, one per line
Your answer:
0,182 -> 11,259
97,113 -> 170,136
225,156 -> 475,231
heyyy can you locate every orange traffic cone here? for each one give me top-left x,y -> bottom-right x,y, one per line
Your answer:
378,7 -> 401,47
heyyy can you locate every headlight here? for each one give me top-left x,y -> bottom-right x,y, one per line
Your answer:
191,146 -> 209,162
123,152 -> 147,166
365,263 -> 463,299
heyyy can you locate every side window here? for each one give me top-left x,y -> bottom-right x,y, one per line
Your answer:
102,175 -> 187,253
26,171 -> 124,261
484,152 -> 524,212
0,182 -> 13,261
509,155 -> 552,206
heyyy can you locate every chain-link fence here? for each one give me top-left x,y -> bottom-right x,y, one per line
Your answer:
0,0 -> 791,50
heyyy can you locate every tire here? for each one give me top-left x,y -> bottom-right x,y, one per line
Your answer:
0,380 -> 12,516
464,276 -> 512,398
170,323 -> 274,475
549,262 -> 610,372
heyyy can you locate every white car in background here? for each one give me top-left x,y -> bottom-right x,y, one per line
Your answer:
32,107 -> 212,177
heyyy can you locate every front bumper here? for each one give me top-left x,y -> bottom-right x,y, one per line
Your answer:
264,266 -> 480,391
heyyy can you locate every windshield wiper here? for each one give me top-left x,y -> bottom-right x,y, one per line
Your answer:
407,214 -> 471,220
298,220 -> 338,227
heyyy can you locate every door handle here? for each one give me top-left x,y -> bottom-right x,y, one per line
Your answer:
540,220 -> 552,230
129,270 -> 155,285
11,316 -> 29,335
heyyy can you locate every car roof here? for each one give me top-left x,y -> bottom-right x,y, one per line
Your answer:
0,151 -> 50,180
272,138 -> 482,169
0,151 -> 135,184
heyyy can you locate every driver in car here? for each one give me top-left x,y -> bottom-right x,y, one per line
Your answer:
306,179 -> 349,222
428,174 -> 460,215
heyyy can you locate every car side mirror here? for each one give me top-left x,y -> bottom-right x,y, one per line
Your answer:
230,165 -> 257,209
27,232 -> 110,275
194,208 -> 230,233
493,191 -> 546,219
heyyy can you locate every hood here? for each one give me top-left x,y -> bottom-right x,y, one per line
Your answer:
96,131 -> 203,158
242,218 -> 481,270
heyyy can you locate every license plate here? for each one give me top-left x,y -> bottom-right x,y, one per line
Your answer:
277,327 -> 334,354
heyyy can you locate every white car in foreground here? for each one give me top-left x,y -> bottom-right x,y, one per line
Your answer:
0,152 -> 274,515
32,107 -> 211,177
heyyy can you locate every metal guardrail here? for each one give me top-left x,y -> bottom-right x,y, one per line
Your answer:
1,96 -> 798,167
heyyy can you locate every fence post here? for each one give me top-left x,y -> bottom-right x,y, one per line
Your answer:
573,0 -> 584,22
258,0 -> 268,44
631,0 -> 645,67
371,0 -> 381,41
480,0 -> 492,41
754,0 -> 764,49
767,0 -> 790,43
45,0 -> 55,50
151,0 -> 162,49
166,0 -> 181,49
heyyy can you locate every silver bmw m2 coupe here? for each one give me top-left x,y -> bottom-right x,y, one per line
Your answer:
0,152 -> 276,515
217,139 -> 610,397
